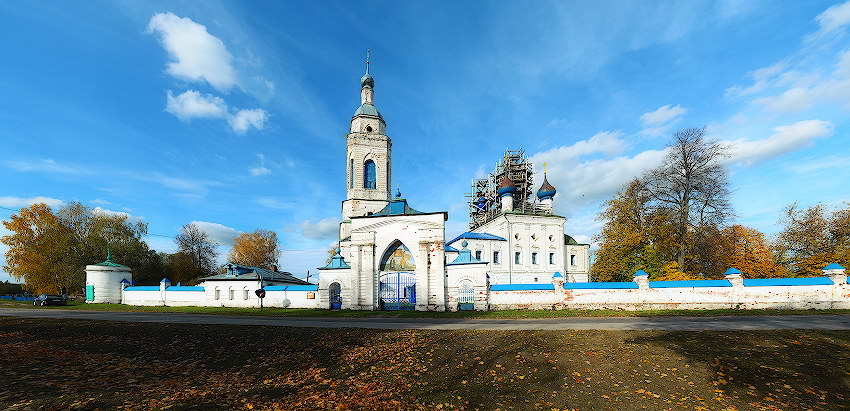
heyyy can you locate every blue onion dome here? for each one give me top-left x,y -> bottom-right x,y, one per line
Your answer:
361,72 -> 374,88
536,174 -> 557,200
497,176 -> 517,196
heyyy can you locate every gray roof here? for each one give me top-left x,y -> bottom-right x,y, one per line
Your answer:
354,103 -> 383,119
202,263 -> 309,284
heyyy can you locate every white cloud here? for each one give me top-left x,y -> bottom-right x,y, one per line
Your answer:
249,166 -> 270,176
814,1 -> 850,36
531,133 -> 667,216
530,131 -> 626,166
727,119 -> 834,166
254,197 -> 294,210
228,108 -> 268,134
147,12 -> 237,91
164,89 -> 267,133
640,104 -> 688,126
92,207 -> 143,222
3,159 -> 87,175
189,221 -> 241,246
639,104 -> 688,136
299,218 -> 340,240
90,199 -> 111,205
0,196 -> 64,209
249,153 -> 271,176
166,90 -> 227,120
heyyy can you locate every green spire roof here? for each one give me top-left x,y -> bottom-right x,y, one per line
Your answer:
93,248 -> 128,268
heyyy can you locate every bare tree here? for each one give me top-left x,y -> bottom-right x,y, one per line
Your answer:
175,223 -> 218,278
642,127 -> 733,271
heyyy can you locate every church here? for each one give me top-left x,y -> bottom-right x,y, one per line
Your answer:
89,60 -> 850,313
317,60 -> 590,311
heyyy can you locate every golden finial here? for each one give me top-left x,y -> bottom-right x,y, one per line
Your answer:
543,161 -> 549,174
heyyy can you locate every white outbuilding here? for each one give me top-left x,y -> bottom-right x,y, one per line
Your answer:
84,250 -> 132,304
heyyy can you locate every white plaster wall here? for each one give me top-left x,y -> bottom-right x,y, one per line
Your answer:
349,212 -> 447,311
122,290 -> 163,306
446,263 -> 489,311
490,281 -> 850,310
85,265 -> 132,304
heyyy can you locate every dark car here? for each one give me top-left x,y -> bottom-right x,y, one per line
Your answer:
33,294 -> 67,306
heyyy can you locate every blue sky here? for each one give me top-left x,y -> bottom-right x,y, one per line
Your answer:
2,1 -> 850,282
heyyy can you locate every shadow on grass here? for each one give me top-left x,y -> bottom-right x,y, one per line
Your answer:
630,330 -> 850,409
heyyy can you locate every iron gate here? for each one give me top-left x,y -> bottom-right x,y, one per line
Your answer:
379,272 -> 416,310
329,282 -> 342,310
458,282 -> 474,310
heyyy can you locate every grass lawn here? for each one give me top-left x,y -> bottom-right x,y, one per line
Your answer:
3,298 -> 850,318
0,317 -> 848,410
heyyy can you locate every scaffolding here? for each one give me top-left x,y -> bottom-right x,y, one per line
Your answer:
466,148 -> 542,230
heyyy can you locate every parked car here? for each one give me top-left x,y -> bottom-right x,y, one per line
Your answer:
33,294 -> 67,306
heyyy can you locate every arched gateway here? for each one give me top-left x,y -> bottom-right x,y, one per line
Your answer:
379,241 -> 416,310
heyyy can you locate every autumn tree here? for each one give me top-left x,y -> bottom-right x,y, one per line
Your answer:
1,202 -> 162,294
175,223 -> 218,280
719,225 -> 785,278
227,230 -> 280,269
592,179 -> 678,281
773,203 -> 850,276
642,127 -> 732,272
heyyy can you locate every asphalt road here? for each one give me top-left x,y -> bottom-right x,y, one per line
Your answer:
2,308 -> 850,330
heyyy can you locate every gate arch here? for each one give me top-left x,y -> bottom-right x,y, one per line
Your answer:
379,240 -> 416,310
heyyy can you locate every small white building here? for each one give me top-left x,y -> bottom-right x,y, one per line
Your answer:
84,250 -> 132,304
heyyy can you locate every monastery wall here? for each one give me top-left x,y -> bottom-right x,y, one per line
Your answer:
489,268 -> 850,311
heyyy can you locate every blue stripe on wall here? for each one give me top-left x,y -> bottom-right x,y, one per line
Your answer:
265,285 -> 319,291
743,277 -> 834,287
491,284 -> 555,291
123,286 -> 160,291
166,286 -> 205,292
650,280 -> 732,288
564,282 -> 639,289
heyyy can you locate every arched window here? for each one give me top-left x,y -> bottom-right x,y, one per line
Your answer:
364,160 -> 377,189
349,159 -> 354,188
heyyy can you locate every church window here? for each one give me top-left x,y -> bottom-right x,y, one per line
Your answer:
243,289 -> 249,300
549,253 -> 555,264
364,160 -> 377,189
531,252 -> 538,265
228,289 -> 234,300
475,250 -> 482,260
493,251 -> 500,264
570,254 -> 576,266
514,251 -> 521,265
380,241 -> 416,271
366,125 -> 373,132
349,159 -> 354,188
214,289 -> 220,300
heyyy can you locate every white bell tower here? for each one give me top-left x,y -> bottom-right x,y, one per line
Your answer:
342,50 -> 392,223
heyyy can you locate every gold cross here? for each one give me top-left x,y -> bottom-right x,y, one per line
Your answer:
543,162 -> 548,174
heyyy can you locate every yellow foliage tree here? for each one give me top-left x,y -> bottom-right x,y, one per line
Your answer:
774,203 -> 850,276
227,230 -> 281,269
720,225 -> 785,278
652,261 -> 700,281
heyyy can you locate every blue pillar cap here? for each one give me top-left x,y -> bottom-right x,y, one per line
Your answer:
633,270 -> 648,277
824,263 -> 845,270
552,272 -> 563,278
723,268 -> 742,275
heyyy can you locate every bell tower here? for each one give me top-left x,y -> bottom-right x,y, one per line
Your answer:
342,51 -> 392,221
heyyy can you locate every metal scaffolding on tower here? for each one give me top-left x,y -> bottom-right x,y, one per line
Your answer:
466,148 -> 540,230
